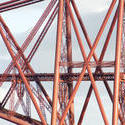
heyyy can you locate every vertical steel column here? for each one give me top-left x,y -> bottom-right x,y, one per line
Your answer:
113,0 -> 124,125
61,0 -> 109,124
0,14 -> 62,121
66,0 -> 74,124
51,0 -> 64,124
71,2 -> 117,124
60,0 -> 116,123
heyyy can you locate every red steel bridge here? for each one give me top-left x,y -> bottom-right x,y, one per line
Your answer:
0,0 -> 125,124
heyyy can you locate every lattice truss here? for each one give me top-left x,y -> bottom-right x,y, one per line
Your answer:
0,0 -> 125,125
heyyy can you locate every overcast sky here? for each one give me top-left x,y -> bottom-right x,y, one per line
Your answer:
1,0 -> 112,33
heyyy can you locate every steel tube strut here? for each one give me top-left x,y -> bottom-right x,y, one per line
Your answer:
113,0 -> 124,124
0,0 -> 123,123
1,82 -> 16,107
0,27 -> 47,125
27,4 -> 58,62
66,0 -> 74,124
0,2 -> 57,112
71,0 -> 114,101
61,0 -> 109,124
0,13 -> 63,121
0,15 -> 53,110
60,0 -> 108,124
0,0 -> 45,13
0,108 -> 41,125
97,7 -> 118,102
0,112 -> 30,125
21,0 -> 56,51
0,0 -> 56,86
78,84 -> 93,125
60,0 -> 116,123
77,7 -> 118,124
51,0 -> 64,124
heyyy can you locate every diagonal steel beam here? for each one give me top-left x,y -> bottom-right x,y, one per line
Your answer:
61,0 -> 109,124
0,2 -> 58,109
60,0 -> 117,124
0,0 -> 62,122
0,11 -> 62,120
0,26 -> 47,125
0,12 -> 54,107
113,0 -> 124,124
0,112 -> 31,125
0,0 -> 57,86
70,1 -> 119,123
0,0 -> 46,13
1,80 -> 16,107
0,108 -> 41,125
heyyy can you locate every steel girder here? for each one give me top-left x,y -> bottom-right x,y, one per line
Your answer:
0,0 -> 124,125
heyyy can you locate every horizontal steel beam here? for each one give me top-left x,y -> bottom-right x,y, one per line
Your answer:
60,61 -> 115,68
0,72 -> 123,82
0,107 -> 41,125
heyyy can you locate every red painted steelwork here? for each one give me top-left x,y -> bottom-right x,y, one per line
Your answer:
0,0 -> 57,86
0,0 -> 125,124
113,0 -> 124,124
0,25 -> 47,125
0,15 -> 53,110
66,0 -> 74,124
60,0 -> 116,123
77,7 -> 118,124
51,0 -> 64,124
0,0 -> 45,13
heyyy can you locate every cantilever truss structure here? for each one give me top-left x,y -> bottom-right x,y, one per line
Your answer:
0,0 -> 125,124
